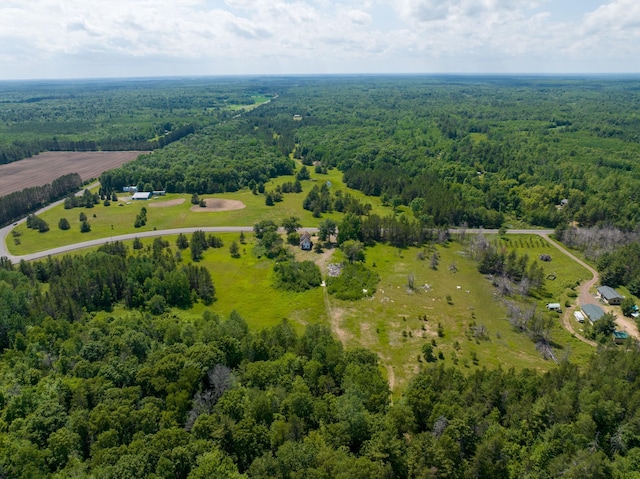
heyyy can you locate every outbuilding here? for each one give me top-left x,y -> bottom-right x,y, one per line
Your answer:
613,331 -> 630,344
582,304 -> 605,323
597,286 -> 623,305
132,191 -> 152,200
546,303 -> 562,312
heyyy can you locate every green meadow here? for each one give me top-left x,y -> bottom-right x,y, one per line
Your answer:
6,165 -> 599,392
8,165 -> 386,255
98,232 -> 594,393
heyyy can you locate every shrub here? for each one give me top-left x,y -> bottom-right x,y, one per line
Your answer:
274,260 -> 322,292
327,263 -> 379,300
58,218 -> 70,230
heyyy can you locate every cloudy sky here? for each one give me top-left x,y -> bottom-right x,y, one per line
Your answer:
1,0 -> 638,79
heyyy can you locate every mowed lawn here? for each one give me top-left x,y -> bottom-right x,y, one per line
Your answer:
8,165 -> 387,255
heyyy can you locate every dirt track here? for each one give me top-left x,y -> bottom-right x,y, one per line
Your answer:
0,151 -> 147,197
543,234 -> 639,342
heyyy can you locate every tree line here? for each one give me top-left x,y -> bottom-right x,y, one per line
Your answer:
0,173 -> 82,227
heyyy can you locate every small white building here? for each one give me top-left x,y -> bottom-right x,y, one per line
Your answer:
132,191 -> 152,200
573,311 -> 586,323
546,303 -> 562,312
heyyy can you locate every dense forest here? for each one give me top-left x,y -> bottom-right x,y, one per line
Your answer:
6,76 -> 640,478
0,77 -> 280,165
98,76 -> 640,229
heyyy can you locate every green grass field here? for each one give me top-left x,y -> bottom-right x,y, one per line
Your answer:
314,238 -> 594,392
7,165 -> 387,255
43,228 -> 598,393
6,164 -> 601,393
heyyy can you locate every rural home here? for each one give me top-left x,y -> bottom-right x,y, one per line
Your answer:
546,303 -> 562,312
597,285 -> 623,305
300,231 -> 313,251
132,191 -> 152,200
582,304 -> 605,323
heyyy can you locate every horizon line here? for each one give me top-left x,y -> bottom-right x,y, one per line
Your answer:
2,72 -> 640,83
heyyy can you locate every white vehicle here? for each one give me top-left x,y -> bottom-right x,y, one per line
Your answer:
573,311 -> 585,323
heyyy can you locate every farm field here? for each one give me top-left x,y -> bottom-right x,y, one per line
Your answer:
0,151 -> 146,197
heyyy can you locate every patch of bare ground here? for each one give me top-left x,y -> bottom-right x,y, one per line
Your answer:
385,364 -> 396,393
360,322 -> 377,345
190,198 -> 246,212
323,287 -> 351,345
148,198 -> 186,208
0,151 -> 147,197
313,247 -> 335,271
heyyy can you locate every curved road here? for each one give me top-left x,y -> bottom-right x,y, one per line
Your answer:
2,210 -> 636,344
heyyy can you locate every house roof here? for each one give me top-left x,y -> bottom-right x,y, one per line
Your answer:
132,191 -> 152,200
582,304 -> 605,322
597,286 -> 622,301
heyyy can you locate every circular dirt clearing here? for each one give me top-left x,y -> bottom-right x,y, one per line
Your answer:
148,198 -> 186,208
190,198 -> 246,212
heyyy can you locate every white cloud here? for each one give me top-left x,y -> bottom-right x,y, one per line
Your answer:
0,0 -> 638,78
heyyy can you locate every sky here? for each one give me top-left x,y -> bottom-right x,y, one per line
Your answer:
1,0 -> 638,79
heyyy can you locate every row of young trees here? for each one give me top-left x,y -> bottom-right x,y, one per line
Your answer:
0,173 -> 82,226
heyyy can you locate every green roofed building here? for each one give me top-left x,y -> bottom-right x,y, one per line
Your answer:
613,331 -> 630,344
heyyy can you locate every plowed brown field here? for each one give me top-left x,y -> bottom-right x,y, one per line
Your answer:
0,151 -> 147,197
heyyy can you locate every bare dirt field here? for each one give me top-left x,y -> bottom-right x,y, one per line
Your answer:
0,151 -> 147,197
190,198 -> 246,212
148,198 -> 186,208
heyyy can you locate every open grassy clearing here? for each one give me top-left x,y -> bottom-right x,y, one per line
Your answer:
41,229 -> 596,393
326,239 -> 595,392
7,164 -> 388,255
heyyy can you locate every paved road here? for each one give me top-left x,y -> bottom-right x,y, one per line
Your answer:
2,205 -> 637,343
1,226 -> 319,263
0,181 -> 100,261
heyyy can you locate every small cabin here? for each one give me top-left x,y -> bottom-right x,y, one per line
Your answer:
613,331 -> 630,344
299,231 -> 313,251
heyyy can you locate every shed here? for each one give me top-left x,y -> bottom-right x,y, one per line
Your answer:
597,286 -> 623,305
299,231 -> 313,251
582,304 -> 605,323
132,191 -> 152,200
613,331 -> 630,344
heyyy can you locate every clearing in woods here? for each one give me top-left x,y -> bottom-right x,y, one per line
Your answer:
0,151 -> 147,197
